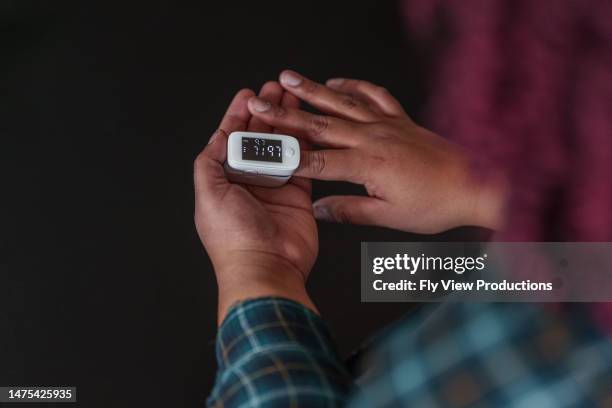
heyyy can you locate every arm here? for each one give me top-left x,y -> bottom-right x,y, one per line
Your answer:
208,297 -> 351,407
194,84 -> 352,406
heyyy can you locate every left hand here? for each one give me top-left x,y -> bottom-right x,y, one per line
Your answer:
194,82 -> 318,324
244,70 -> 506,233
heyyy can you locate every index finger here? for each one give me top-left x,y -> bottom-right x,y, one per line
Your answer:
218,88 -> 256,137
195,88 -> 255,196
295,149 -> 365,184
326,78 -> 407,118
200,88 -> 256,164
278,70 -> 379,123
247,96 -> 361,148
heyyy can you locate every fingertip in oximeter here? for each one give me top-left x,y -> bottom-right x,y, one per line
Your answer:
224,131 -> 300,187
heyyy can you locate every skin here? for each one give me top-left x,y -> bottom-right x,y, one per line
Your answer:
194,70 -> 507,323
248,70 -> 507,233
194,83 -> 318,324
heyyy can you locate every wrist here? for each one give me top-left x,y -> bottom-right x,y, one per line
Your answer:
465,167 -> 508,230
213,251 -> 317,325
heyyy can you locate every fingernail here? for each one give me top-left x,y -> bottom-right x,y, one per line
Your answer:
326,78 -> 345,88
248,97 -> 271,113
313,205 -> 333,221
280,70 -> 303,87
208,129 -> 222,144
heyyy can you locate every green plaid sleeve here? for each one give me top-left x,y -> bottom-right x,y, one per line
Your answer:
207,297 -> 352,407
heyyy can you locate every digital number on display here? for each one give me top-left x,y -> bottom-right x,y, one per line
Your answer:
241,137 -> 282,163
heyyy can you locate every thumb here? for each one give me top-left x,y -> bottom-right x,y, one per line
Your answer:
194,129 -> 229,198
313,195 -> 386,226
204,128 -> 228,163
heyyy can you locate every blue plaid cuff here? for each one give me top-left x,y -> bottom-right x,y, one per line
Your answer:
208,297 -> 351,407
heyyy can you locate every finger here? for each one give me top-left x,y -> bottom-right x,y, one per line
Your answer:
248,81 -> 283,132
205,88 -> 256,163
247,182 -> 310,210
313,195 -> 387,225
247,96 -> 360,148
195,88 -> 255,196
332,91 -> 386,116
295,149 -> 364,183
218,88 -> 256,135
278,69 -> 379,122
279,91 -> 309,149
277,91 -> 311,192
326,78 -> 407,118
281,91 -> 300,110
194,129 -> 229,197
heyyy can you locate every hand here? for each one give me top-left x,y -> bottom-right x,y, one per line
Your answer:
246,70 -> 507,234
194,82 -> 318,324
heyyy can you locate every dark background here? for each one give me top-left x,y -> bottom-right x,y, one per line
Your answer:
2,1 -> 485,406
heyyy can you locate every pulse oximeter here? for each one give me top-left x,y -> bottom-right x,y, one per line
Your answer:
224,131 -> 300,187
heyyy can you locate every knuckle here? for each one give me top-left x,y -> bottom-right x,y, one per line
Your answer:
308,151 -> 326,175
370,123 -> 396,139
308,115 -> 329,136
367,154 -> 387,167
333,206 -> 351,224
303,81 -> 320,95
364,154 -> 386,182
273,105 -> 288,119
340,94 -> 359,110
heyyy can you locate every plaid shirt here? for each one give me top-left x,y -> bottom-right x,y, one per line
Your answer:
208,298 -> 612,407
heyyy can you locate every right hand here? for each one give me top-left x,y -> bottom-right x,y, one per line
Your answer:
246,70 -> 507,234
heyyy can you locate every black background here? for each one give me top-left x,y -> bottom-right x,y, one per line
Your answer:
2,1 -> 486,406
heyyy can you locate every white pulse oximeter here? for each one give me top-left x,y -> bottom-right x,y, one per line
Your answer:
224,131 -> 301,187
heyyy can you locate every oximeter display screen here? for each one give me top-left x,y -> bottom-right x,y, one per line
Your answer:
241,137 -> 282,162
